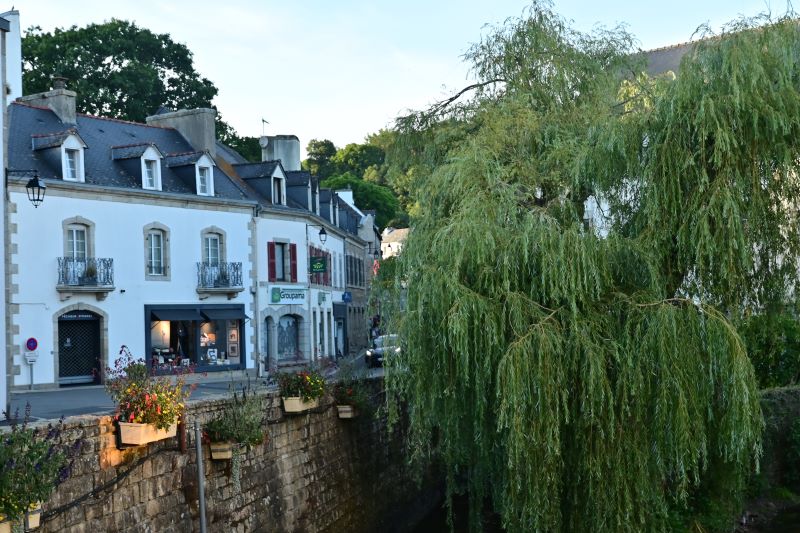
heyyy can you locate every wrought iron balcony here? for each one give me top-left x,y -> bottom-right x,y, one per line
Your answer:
56,257 -> 115,301
196,262 -> 243,289
57,257 -> 114,286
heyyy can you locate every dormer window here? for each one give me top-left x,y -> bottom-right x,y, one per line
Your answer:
198,166 -> 212,196
139,146 -> 163,191
60,134 -> 87,182
144,160 -> 158,188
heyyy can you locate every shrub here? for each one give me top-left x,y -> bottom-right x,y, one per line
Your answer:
0,405 -> 78,522
205,381 -> 266,447
739,312 -> 800,388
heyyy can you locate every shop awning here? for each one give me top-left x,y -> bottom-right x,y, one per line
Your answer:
201,308 -> 249,321
151,309 -> 203,321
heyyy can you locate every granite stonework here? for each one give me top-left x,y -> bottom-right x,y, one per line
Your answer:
29,382 -> 432,533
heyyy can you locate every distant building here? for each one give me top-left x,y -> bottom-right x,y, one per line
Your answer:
381,227 -> 409,259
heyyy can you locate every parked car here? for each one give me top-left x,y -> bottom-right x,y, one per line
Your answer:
365,334 -> 400,367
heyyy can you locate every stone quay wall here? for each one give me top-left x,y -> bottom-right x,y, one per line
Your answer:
30,382 -> 433,533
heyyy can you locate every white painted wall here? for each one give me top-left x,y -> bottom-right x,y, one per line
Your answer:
8,190 -> 253,387
1,10 -> 20,101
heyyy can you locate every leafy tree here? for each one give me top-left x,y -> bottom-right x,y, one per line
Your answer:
303,139 -> 338,179
23,20 -> 217,122
384,4 -> 797,532
322,173 -> 399,229
23,20 -> 263,162
331,142 -> 385,177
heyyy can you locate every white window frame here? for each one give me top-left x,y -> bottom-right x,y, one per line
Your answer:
274,242 -> 287,281
61,135 -> 86,182
272,176 -> 285,205
67,226 -> 87,260
195,154 -> 216,197
147,230 -> 165,275
204,234 -> 221,265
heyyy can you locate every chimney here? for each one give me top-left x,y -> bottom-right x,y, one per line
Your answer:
146,108 -> 216,157
1,10 -> 22,101
17,76 -> 76,125
259,134 -> 300,170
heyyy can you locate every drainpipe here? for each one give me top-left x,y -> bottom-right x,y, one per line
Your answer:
253,206 -> 263,377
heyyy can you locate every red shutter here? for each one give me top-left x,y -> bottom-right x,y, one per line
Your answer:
325,252 -> 331,286
289,243 -> 297,282
267,242 -> 276,282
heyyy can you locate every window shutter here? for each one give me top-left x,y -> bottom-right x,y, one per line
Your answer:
289,243 -> 297,282
268,242 -> 276,282
326,252 -> 331,286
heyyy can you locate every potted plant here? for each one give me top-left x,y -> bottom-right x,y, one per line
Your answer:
105,346 -> 195,446
80,263 -> 98,285
0,405 -> 77,532
331,361 -> 371,419
277,369 -> 325,413
205,381 -> 266,460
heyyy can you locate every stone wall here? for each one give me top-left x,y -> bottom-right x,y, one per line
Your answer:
30,382 -> 433,533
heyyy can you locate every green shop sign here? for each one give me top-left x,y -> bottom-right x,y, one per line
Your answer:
310,256 -> 327,273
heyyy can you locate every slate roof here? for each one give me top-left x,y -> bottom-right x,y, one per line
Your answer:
31,129 -> 83,150
638,41 -> 695,77
164,150 -> 207,167
286,170 -> 311,186
8,102 -> 252,202
110,143 -> 158,160
233,161 -> 280,179
216,140 -> 249,165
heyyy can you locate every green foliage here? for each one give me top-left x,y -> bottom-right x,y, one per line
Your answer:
204,382 -> 266,447
23,20 -> 217,122
331,360 -> 373,413
332,143 -> 385,177
304,139 -> 338,179
0,407 -> 75,521
322,174 -> 399,229
383,2 -> 787,531
739,311 -> 800,388
23,20 -> 259,162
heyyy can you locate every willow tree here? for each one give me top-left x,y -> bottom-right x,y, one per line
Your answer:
385,4 -> 800,532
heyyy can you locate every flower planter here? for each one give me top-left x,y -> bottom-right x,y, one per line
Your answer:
209,441 -> 235,460
118,421 -> 177,445
336,405 -> 358,419
282,396 -> 319,413
25,502 -> 42,530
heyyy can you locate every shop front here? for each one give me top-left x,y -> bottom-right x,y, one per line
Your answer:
144,304 -> 248,372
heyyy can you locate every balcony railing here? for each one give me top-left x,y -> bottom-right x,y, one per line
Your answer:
196,262 -> 243,289
57,257 -> 114,286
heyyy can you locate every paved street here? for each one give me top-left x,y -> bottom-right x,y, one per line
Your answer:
7,353 -> 382,422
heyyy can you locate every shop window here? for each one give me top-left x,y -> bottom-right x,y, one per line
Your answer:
200,319 -> 241,366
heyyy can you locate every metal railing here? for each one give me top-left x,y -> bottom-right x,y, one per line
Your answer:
196,262 -> 243,289
57,257 -> 114,286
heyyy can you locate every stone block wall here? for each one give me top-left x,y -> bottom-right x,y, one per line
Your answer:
29,382 -> 432,532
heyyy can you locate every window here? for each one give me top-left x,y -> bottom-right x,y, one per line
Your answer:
144,223 -> 171,281
64,149 -> 80,181
67,227 -> 87,260
147,231 -> 164,275
198,166 -> 211,195
268,241 -> 297,282
204,235 -> 220,265
144,159 -> 159,190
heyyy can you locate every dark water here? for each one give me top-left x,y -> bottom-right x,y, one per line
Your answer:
758,505 -> 800,533
412,495 -> 504,533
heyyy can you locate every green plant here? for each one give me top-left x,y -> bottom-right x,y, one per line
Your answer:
0,405 -> 78,522
105,345 -> 195,430
204,382 -> 266,447
331,361 -> 372,412
739,311 -> 800,388
785,418 -> 800,489
276,369 -> 325,401
84,263 -> 97,278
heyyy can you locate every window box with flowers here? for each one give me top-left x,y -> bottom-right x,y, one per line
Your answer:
331,361 -> 371,419
0,405 -> 78,532
105,346 -> 195,446
277,369 -> 325,413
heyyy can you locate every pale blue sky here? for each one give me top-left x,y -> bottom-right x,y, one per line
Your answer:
21,1 -> 779,155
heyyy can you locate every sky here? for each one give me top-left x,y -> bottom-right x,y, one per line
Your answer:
19,0 -> 777,157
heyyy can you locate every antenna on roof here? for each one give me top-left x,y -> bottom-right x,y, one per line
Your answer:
261,118 -> 269,135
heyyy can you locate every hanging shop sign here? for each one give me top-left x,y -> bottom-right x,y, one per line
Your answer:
310,256 -> 327,273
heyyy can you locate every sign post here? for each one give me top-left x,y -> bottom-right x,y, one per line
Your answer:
24,337 -> 38,390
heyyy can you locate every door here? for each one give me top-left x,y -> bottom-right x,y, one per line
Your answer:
336,320 -> 345,357
58,311 -> 101,385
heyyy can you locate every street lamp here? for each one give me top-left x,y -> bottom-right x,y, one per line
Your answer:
25,173 -> 46,208
306,223 -> 327,244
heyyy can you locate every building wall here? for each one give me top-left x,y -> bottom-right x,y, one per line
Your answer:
8,188 -> 253,388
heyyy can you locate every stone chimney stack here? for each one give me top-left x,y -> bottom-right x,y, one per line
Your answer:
18,76 -> 77,125
1,9 -> 22,102
259,134 -> 300,170
145,108 -> 217,157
